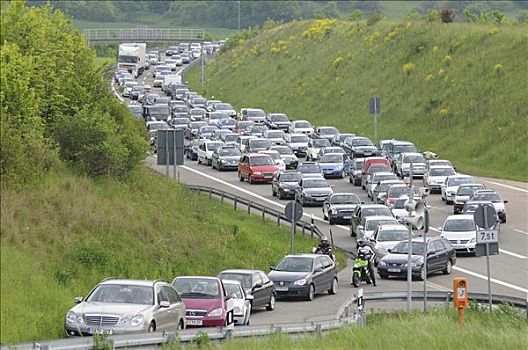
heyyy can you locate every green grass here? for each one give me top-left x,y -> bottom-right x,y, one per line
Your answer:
0,166 -> 319,344
187,19 -> 528,182
181,303 -> 527,349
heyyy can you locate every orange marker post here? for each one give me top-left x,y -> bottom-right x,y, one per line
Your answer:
453,277 -> 468,328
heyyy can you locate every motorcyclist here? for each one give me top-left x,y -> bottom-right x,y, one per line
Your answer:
356,239 -> 376,286
317,237 -> 332,255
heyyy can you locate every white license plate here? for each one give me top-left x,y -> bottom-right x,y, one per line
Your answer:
388,268 -> 401,273
275,286 -> 289,292
87,328 -> 113,335
343,216 -> 351,220
187,319 -> 203,326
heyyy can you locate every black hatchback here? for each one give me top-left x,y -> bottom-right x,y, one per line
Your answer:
268,254 -> 338,301
377,237 -> 456,280
218,269 -> 276,311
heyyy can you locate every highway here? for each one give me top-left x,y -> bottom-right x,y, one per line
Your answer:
123,56 -> 527,326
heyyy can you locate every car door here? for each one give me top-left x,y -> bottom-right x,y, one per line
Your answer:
163,286 -> 183,330
259,271 -> 274,308
351,206 -> 361,236
155,285 -> 171,330
251,273 -> 266,308
312,257 -> 326,293
321,256 -> 335,290
425,241 -> 442,273
432,240 -> 449,272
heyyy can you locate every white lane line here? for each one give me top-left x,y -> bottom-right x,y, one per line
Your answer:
452,266 -> 528,294
430,227 -> 441,233
426,281 -> 451,292
499,249 -> 528,259
484,180 -> 528,193
514,229 -> 528,235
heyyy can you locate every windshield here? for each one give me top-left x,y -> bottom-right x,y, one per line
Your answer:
471,193 -> 502,203
393,198 -> 407,209
209,113 -> 226,120
218,273 -> 251,288
281,173 -> 302,182
363,207 -> 392,217
352,138 -> 373,147
444,219 -> 476,232
247,110 -> 265,118
430,168 -> 455,176
457,186 -> 483,196
323,148 -> 345,154
448,177 -> 475,186
148,122 -> 168,130
403,154 -> 425,163
173,278 -> 221,299
220,119 -> 236,126
304,180 -> 330,188
368,165 -> 390,174
353,161 -> 364,170
330,194 -> 360,204
264,152 -> 280,160
378,229 -> 410,242
367,219 -> 396,230
267,131 -> 285,138
373,174 -> 397,183
172,118 -> 188,125
224,135 -> 238,142
250,156 -> 273,166
215,103 -> 234,110
298,164 -> 321,173
275,257 -> 313,272
388,186 -> 410,198
200,127 -> 216,133
320,128 -> 338,135
87,284 -> 153,305
321,154 -> 343,163
391,241 -> 425,255
250,140 -> 271,148
191,122 -> 207,129
294,121 -> 311,128
380,182 -> 399,191
207,142 -> 223,151
290,135 -> 309,143
118,55 -> 139,63
223,283 -> 243,299
393,144 -> 417,153
313,139 -> 331,147
173,106 -> 189,113
270,115 -> 288,122
193,98 -> 206,104
274,147 -> 293,155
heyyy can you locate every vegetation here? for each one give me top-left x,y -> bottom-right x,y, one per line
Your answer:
180,303 -> 528,349
187,18 -> 528,181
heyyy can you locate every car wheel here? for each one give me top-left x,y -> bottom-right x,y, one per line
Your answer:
197,157 -> 202,165
248,175 -> 254,184
301,196 -> 306,207
348,176 -> 353,184
238,172 -> 244,182
328,278 -> 338,295
443,260 -> 452,275
148,322 -> 156,332
354,179 -> 361,186
306,284 -> 315,301
278,190 -> 284,200
379,273 -> 389,280
418,266 -> 426,281
177,319 -> 184,330
207,159 -> 212,166
501,217 -> 507,224
328,216 -> 334,225
266,293 -> 276,311
272,188 -> 276,197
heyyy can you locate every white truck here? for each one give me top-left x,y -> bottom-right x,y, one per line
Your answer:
161,75 -> 182,92
118,43 -> 147,78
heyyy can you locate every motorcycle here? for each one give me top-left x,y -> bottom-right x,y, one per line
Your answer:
351,255 -> 373,288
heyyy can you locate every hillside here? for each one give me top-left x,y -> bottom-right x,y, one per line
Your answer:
187,19 -> 528,181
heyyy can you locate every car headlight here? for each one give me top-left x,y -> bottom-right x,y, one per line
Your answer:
253,171 -> 262,175
378,260 -> 387,266
66,311 -> 77,324
131,315 -> 144,327
293,278 -> 307,286
233,307 -> 241,314
469,237 -> 476,243
208,308 -> 223,317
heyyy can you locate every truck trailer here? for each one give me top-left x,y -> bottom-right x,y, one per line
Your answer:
118,43 -> 147,78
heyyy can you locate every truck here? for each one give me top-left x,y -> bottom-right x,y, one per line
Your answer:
162,75 -> 182,93
117,43 -> 147,78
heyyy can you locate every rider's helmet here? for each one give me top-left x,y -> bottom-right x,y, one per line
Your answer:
320,237 -> 329,244
357,239 -> 368,247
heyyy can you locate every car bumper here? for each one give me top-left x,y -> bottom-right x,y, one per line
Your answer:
302,197 -> 328,205
377,265 -> 423,278
251,175 -> 274,183
322,169 -> 343,178
65,324 -> 149,337
279,188 -> 296,198
186,317 -> 225,328
275,285 -> 310,299
449,241 -> 476,252
329,213 -> 352,223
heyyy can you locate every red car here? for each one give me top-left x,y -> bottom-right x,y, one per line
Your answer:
172,276 -> 235,328
238,153 -> 279,184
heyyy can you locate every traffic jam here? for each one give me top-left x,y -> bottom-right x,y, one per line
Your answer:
65,41 -> 511,336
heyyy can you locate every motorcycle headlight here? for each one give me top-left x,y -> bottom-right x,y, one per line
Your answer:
293,278 -> 307,286
66,311 -> 76,324
208,308 -> 223,317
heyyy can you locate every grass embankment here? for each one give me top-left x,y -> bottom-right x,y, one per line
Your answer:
188,19 -> 528,181
0,167 -> 318,344
184,304 -> 528,349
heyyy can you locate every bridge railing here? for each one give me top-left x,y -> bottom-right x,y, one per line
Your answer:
83,28 -> 205,41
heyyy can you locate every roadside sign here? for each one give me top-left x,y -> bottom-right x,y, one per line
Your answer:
357,288 -> 364,311
284,201 -> 303,222
369,97 -> 381,115
476,229 -> 499,244
475,242 -> 499,256
473,204 -> 497,229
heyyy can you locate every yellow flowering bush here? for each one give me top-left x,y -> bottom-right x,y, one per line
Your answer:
438,69 -> 446,77
403,62 -> 416,75
425,74 -> 434,81
302,19 -> 337,38
333,56 -> 345,67
432,46 -> 439,53
443,55 -> 452,65
495,63 -> 503,73
438,108 -> 449,117
488,27 -> 499,35
364,31 -> 381,44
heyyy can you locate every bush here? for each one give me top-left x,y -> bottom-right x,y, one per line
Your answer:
441,8 -> 456,23
367,13 -> 384,26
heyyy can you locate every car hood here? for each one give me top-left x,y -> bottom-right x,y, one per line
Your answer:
269,271 -> 310,282
319,162 -> 343,168
280,181 -> 300,189
252,165 -> 278,172
329,203 -> 358,210
304,188 -> 333,195
72,302 -> 153,315
182,298 -> 222,311
219,156 -> 240,161
354,146 -> 377,152
440,231 -> 476,239
427,176 -> 448,183
375,241 -> 402,251
381,254 -> 422,263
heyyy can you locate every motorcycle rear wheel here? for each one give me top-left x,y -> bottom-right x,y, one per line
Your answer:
352,271 -> 361,288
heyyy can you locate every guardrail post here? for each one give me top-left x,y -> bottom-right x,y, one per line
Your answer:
247,201 -> 251,214
226,329 -> 233,340
302,224 -> 306,235
275,325 -> 282,334
277,213 -> 281,227
262,207 -> 265,221
344,305 -> 349,318
208,189 -> 212,200
315,323 -> 322,335
234,196 -> 238,210
221,192 -> 224,203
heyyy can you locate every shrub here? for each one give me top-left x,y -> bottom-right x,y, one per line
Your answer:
349,9 -> 363,22
367,13 -> 384,26
492,10 -> 507,24
494,63 -> 503,73
426,9 -> 441,23
441,8 -> 456,23
443,55 -> 452,65
333,56 -> 345,67
425,74 -> 434,81
302,19 -> 337,38
403,63 -> 416,75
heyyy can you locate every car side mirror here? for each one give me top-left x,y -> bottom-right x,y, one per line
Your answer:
253,283 -> 263,290
159,300 -> 171,308
315,267 -> 323,273
246,294 -> 254,301
270,266 -> 275,271
73,296 -> 83,304
387,249 -> 392,253
427,251 -> 435,256
503,200 -> 508,204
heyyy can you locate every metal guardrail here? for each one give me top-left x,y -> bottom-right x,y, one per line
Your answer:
83,28 -> 205,42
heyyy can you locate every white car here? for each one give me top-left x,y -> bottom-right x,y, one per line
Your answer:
441,175 -> 476,204
306,138 -> 331,161
263,130 -> 286,145
367,172 -> 399,199
371,223 -> 411,260
440,215 -> 477,254
197,140 -> 225,166
453,183 -> 486,214
220,280 -> 252,325
288,120 -> 314,135
423,166 -> 456,193
395,152 -> 427,178
259,150 -> 286,172
427,159 -> 454,171
122,81 -> 138,97
470,190 -> 508,223
285,133 -> 310,157
358,215 -> 399,240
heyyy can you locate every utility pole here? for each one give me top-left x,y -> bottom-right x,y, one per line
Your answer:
200,46 -> 204,89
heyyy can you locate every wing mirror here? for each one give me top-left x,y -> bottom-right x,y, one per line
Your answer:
427,251 -> 435,256
73,296 -> 83,304
503,200 -> 508,204
245,294 -> 254,301
270,266 -> 275,271
159,300 -> 171,308
252,283 -> 263,291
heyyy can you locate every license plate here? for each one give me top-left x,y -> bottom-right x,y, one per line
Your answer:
87,328 -> 113,335
275,286 -> 289,292
388,268 -> 400,273
187,319 -> 203,326
343,216 -> 351,220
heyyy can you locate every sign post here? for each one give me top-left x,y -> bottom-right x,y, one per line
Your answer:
285,201 -> 303,254
369,97 -> 381,145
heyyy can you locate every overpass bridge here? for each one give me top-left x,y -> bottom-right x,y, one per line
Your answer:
83,26 -> 205,44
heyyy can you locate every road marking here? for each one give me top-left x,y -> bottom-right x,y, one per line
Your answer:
484,180 -> 528,193
452,266 -> 528,294
499,249 -> 527,259
514,229 -> 528,235
430,227 -> 441,233
426,281 -> 451,292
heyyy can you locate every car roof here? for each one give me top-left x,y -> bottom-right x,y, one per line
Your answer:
377,223 -> 408,231
445,214 -> 475,221
220,269 -> 263,275
248,153 -> 271,157
372,172 -> 396,176
365,215 -> 396,221
100,279 -> 163,287
286,254 -> 320,259
174,276 -> 221,281
458,183 -> 484,188
447,174 -> 473,179
220,279 -> 243,286
429,165 -> 454,170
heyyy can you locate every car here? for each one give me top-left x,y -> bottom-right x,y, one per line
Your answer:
196,125 -> 219,139
440,215 -> 478,254
318,146 -> 347,159
165,46 -> 179,56
241,108 -> 266,124
342,136 -> 378,158
213,103 -> 237,118
64,279 -> 186,336
185,139 -> 204,161
217,269 -> 276,311
423,166 -> 456,193
322,193 -> 361,225
197,140 -> 224,165
172,276 -> 234,328
346,158 -> 365,186
370,223 -> 412,263
366,171 -> 399,199
350,204 -> 393,237
189,108 -> 207,121
357,215 -> 399,240
441,175 -> 476,204
377,237 -> 456,280
427,159 -> 454,171
130,85 -> 149,101
171,103 -> 190,117
272,171 -> 303,199
142,93 -> 161,107
263,129 -> 287,145
268,254 -> 338,301
180,52 -> 191,64
372,180 -> 404,204
288,120 -> 314,135
185,121 -> 208,140
461,201 -> 501,224
313,126 -> 339,141
216,118 -> 237,131
174,88 -> 190,100
236,135 -> 258,153
266,113 -> 291,130
384,184 -> 412,208
219,132 -> 239,146
332,133 -> 355,147
238,153 -> 279,184
284,133 -> 310,157
246,138 -> 271,153
317,153 -> 350,178
127,104 -> 143,119
220,280 -> 252,325
170,117 -> 190,131
394,152 -> 427,178
122,81 -> 138,97
386,140 -> 418,169
211,145 -> 242,171
190,96 -> 207,109
361,164 -> 392,190
246,124 -> 269,137
259,150 -> 286,172
212,129 -> 233,141
295,177 -> 333,207
470,190 -> 508,223
234,120 -> 254,135
270,145 -> 299,170
297,161 -> 323,178
306,138 -> 331,161
453,183 -> 486,214
208,111 -> 230,122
